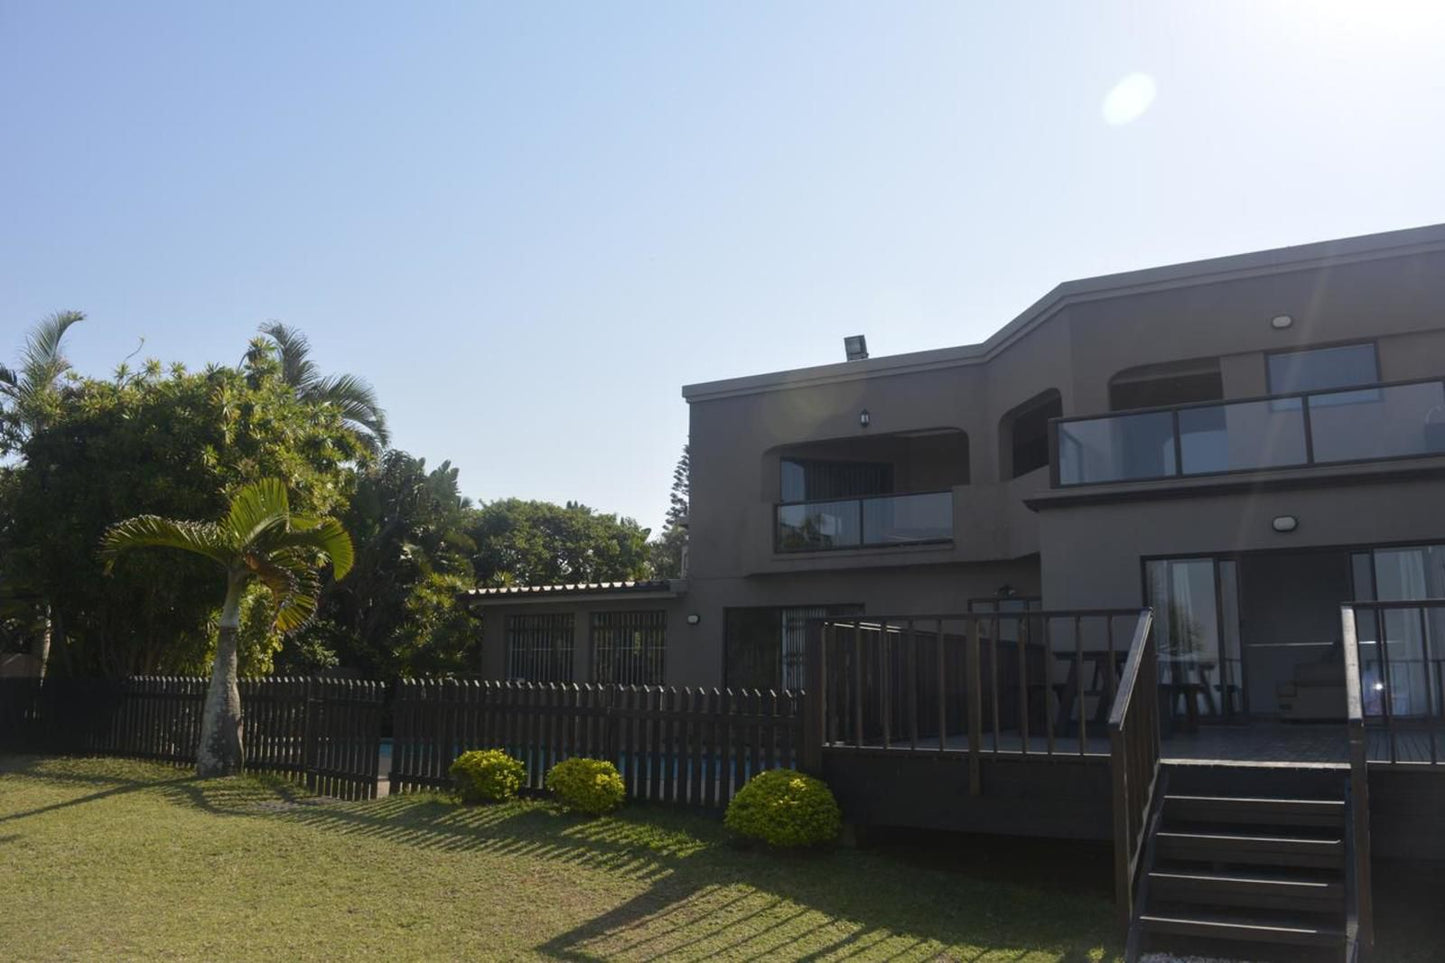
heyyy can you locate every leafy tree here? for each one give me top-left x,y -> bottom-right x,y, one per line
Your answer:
469,499 -> 652,587
293,450 -> 476,676
253,323 -> 390,449
101,479 -> 353,777
649,444 -> 689,578
2,347 -> 364,676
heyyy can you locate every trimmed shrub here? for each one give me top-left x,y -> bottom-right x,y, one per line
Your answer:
449,749 -> 525,804
546,757 -> 626,815
724,768 -> 841,848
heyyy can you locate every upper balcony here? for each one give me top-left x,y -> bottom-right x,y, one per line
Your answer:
769,430 -> 967,556
1050,375 -> 1445,488
776,490 -> 953,553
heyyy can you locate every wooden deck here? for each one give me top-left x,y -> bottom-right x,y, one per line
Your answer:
825,722 -> 1444,765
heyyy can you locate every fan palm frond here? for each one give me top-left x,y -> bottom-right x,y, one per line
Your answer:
99,516 -> 234,573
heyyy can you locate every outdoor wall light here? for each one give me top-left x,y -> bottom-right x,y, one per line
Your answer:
859,409 -> 871,429
686,613 -> 701,625
1271,314 -> 1294,330
1271,515 -> 1299,533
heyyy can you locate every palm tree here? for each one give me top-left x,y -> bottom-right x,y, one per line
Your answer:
254,322 -> 390,449
0,310 -> 84,448
101,479 -> 353,777
1,310 -> 84,675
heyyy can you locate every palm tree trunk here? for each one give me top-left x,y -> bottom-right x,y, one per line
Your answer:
197,578 -> 245,777
32,605 -> 51,679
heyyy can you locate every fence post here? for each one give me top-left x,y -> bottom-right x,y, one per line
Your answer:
801,619 -> 824,775
301,676 -> 318,792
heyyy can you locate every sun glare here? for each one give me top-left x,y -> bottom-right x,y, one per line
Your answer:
1101,72 -> 1157,126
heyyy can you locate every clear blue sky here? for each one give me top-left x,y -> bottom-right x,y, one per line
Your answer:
4,2 -> 1444,533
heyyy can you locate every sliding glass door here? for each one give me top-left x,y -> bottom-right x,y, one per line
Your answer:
1351,545 -> 1445,720
1145,558 -> 1243,720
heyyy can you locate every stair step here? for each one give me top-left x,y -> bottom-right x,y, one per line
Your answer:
1155,831 -> 1344,869
1148,870 -> 1344,912
1139,912 -> 1344,947
1163,794 -> 1344,828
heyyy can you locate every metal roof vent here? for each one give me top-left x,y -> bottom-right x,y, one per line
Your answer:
844,335 -> 869,361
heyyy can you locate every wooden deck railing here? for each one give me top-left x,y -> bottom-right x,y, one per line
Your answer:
811,609 -> 1149,790
1107,608 -> 1159,933
1340,604 -> 1375,959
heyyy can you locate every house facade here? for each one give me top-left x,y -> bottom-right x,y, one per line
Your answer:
471,223 -> 1445,711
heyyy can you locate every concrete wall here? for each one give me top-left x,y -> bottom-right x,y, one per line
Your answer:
1037,471 -> 1445,609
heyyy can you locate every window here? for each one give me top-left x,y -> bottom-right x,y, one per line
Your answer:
780,458 -> 892,502
1001,390 -> 1062,480
1267,343 -> 1378,395
724,604 -> 863,690
590,611 -> 666,685
1110,358 -> 1224,411
506,613 -> 574,682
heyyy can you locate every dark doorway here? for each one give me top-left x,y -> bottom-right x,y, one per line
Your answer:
1237,552 -> 1353,719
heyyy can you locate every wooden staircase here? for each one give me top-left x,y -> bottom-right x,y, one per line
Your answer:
1127,763 -> 1359,962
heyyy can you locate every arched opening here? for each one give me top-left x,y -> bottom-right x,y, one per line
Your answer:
999,389 -> 1062,480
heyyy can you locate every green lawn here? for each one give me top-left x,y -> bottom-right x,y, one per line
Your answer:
0,755 -> 1121,962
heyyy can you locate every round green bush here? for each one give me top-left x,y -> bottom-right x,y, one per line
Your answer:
449,749 -> 525,804
546,757 -> 627,815
724,768 -> 842,848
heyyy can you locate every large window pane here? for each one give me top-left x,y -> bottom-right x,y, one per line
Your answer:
1178,400 -> 1308,474
780,458 -> 892,501
1309,381 -> 1445,463
1057,411 -> 1177,484
1146,559 -> 1231,721
861,491 -> 952,544
1267,343 -> 1378,394
777,500 -> 862,551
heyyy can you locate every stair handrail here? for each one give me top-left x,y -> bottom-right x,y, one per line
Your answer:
1108,607 -> 1158,935
1340,604 -> 1375,957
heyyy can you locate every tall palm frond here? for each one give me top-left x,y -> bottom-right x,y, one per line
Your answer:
256,322 -> 389,449
101,479 -> 353,631
1,311 -> 84,433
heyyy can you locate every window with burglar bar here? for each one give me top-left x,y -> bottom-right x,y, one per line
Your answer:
506,613 -> 575,682
590,611 -> 667,685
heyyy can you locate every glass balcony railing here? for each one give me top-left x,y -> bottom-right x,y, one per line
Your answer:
776,490 -> 953,553
1054,377 -> 1445,487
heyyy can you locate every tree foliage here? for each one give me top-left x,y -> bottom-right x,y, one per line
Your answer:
649,443 -> 689,578
468,499 -> 652,588
3,348 -> 364,676
290,450 -> 476,677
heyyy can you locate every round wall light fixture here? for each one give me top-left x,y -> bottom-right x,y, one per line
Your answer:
686,613 -> 701,625
1270,315 -> 1294,330
1272,515 -> 1299,533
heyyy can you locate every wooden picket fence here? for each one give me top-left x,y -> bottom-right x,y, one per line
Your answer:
0,677 -> 806,808
390,680 -> 806,808
0,676 -> 386,800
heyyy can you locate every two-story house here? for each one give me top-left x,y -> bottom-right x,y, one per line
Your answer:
470,222 -> 1445,708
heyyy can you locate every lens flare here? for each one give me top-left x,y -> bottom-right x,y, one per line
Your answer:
1102,73 -> 1157,126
